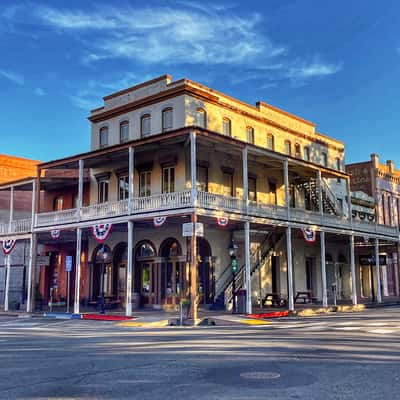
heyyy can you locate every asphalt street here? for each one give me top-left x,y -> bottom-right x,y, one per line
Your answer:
1,307 -> 400,399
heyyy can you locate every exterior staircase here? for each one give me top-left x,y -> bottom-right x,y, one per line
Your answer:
298,178 -> 343,216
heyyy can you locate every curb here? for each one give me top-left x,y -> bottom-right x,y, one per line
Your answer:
43,313 -> 82,319
289,304 -> 366,317
248,311 -> 289,319
117,319 -> 169,328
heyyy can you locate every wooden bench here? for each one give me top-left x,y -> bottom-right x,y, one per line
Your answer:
295,291 -> 317,304
263,293 -> 287,307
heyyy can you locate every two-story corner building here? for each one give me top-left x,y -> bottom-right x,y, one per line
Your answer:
347,154 -> 400,300
0,155 -> 40,309
1,75 -> 399,316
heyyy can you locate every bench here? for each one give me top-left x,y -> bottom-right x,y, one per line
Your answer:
263,293 -> 287,307
295,291 -> 317,304
89,298 -> 122,310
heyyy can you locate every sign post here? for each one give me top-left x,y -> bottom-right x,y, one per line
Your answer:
66,256 -> 72,313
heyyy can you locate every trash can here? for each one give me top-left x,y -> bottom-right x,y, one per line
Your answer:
236,289 -> 246,313
131,292 -> 140,311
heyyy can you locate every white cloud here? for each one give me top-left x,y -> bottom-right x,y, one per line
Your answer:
0,69 -> 24,85
288,60 -> 342,80
37,5 -> 285,66
33,87 -> 46,96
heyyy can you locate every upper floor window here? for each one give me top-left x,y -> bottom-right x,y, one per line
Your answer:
197,166 -> 208,192
246,126 -> 255,144
141,114 -> 151,137
304,146 -> 310,162
222,118 -> 231,137
248,176 -> 257,202
139,171 -> 151,197
53,196 -> 63,211
162,108 -> 173,132
196,108 -> 207,128
98,179 -> 109,203
294,143 -> 301,158
284,140 -> 291,156
118,174 -> 129,200
99,127 -> 108,149
222,171 -> 234,197
322,152 -> 328,167
336,157 -> 341,171
119,121 -> 129,143
162,166 -> 175,193
266,134 -> 274,151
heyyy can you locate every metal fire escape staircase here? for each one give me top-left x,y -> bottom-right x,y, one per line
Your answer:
298,177 -> 343,216
210,232 -> 283,310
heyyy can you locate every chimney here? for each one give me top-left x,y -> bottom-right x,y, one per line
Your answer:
387,160 -> 395,172
370,153 -> 379,168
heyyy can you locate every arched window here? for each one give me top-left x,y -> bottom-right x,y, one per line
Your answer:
222,117 -> 231,136
99,127 -> 108,149
162,108 -> 173,132
284,140 -> 291,156
322,152 -> 328,167
196,108 -> 207,128
136,241 -> 156,258
119,121 -> 129,143
246,126 -> 254,144
266,134 -> 274,150
295,143 -> 301,158
304,146 -> 310,162
141,114 -> 151,137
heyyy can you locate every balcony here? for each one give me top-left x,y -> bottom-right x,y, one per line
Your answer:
0,190 -> 397,240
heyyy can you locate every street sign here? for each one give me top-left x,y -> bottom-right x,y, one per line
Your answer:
182,222 -> 204,237
36,256 -> 50,266
66,256 -> 72,272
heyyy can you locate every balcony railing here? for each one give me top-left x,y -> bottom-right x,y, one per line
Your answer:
4,189 -> 395,240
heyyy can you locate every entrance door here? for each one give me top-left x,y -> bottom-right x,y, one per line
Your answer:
305,257 -> 316,295
197,238 -> 213,305
271,256 -> 279,294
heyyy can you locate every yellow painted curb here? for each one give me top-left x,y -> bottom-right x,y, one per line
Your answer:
239,319 -> 272,325
117,319 -> 169,328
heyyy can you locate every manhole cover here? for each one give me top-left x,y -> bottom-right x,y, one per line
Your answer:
240,371 -> 281,380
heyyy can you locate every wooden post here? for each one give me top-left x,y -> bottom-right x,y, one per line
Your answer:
286,226 -> 294,311
74,228 -> 82,314
320,230 -> 328,307
189,213 -> 198,320
375,238 -> 382,303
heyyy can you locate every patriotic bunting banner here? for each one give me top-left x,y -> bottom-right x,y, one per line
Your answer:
153,216 -> 167,228
301,228 -> 316,243
2,239 -> 17,255
91,223 -> 112,243
216,217 -> 229,227
51,230 -> 61,239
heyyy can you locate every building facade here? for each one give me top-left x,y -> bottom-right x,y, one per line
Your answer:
0,75 -> 399,315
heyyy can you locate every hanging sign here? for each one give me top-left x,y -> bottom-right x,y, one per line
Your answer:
216,217 -> 229,227
153,216 -> 167,228
182,222 -> 204,237
301,228 -> 316,243
91,223 -> 112,243
2,239 -> 17,255
51,230 -> 61,239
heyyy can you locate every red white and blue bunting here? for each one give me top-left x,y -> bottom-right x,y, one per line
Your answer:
216,217 -> 229,228
2,239 -> 17,255
91,223 -> 112,243
153,216 -> 167,228
301,228 -> 316,243
51,230 -> 61,239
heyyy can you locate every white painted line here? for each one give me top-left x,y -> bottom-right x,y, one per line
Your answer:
368,329 -> 395,334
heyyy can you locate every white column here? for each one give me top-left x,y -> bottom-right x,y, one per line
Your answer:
244,220 -> 251,314
27,179 -> 37,313
320,231 -> 328,307
77,159 -> 84,221
128,147 -> 134,214
126,220 -> 134,316
242,147 -> 248,211
395,243 -> 400,297
74,228 -> 82,314
4,255 -> 10,312
375,238 -> 382,303
317,170 -> 323,220
346,178 -> 353,226
286,226 -> 294,311
350,234 -> 357,305
9,186 -> 14,229
283,159 -> 290,219
190,131 -> 197,207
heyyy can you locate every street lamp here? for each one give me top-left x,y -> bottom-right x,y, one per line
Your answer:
99,245 -> 109,314
228,241 -> 239,313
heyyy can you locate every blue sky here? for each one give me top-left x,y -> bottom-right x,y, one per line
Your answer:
0,0 -> 399,165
